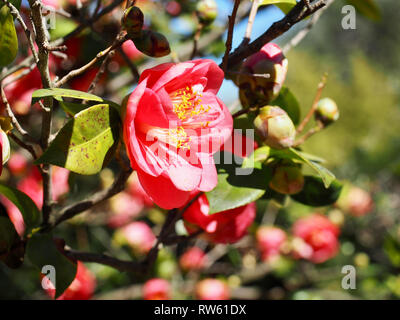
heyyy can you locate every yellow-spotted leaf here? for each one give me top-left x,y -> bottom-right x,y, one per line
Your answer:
35,104 -> 121,175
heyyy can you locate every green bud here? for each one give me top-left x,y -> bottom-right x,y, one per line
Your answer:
133,30 -> 171,58
269,165 -> 304,195
196,0 -> 218,25
122,6 -> 144,36
253,106 -> 296,149
315,98 -> 339,125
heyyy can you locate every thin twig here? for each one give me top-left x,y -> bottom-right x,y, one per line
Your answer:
293,120 -> 324,146
0,85 -> 36,143
296,73 -> 328,133
28,0 -> 55,226
283,0 -> 335,54
190,23 -> 204,60
241,0 -> 260,46
221,0 -> 241,73
64,249 -> 145,273
8,132 -> 38,159
55,34 -> 128,88
221,0 -> 327,71
52,167 -> 133,227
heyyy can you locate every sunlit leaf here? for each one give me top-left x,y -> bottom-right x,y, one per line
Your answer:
0,6 -> 18,67
35,104 -> 121,175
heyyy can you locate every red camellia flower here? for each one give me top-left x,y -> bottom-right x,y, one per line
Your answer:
179,247 -> 207,272
143,278 -> 171,300
44,261 -> 97,300
292,214 -> 340,264
183,194 -> 256,244
256,226 -> 287,262
195,279 -> 230,300
123,60 -> 233,209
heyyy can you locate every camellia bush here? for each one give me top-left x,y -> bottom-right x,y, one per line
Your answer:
0,0 -> 385,300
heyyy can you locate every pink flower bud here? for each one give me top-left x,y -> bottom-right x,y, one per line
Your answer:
117,221 -> 156,254
315,98 -> 339,125
253,106 -> 296,149
143,278 -> 171,300
179,247 -> 207,272
195,279 -> 230,300
196,0 -> 218,25
256,226 -> 287,262
269,165 -> 304,195
237,43 -> 288,107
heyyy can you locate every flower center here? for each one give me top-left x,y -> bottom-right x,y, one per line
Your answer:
171,86 -> 211,127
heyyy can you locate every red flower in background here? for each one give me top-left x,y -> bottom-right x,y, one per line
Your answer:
195,279 -> 230,300
117,221 -> 156,254
179,247 -> 207,272
2,164 -> 69,236
44,261 -> 96,300
183,194 -> 256,244
256,226 -> 287,262
123,60 -> 232,209
143,278 -> 171,300
292,214 -> 340,264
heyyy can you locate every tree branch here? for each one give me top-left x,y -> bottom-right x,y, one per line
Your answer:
221,0 -> 327,70
221,0 -> 241,73
52,167 -> 133,227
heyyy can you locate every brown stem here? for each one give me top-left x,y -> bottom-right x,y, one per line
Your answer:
296,73 -> 328,134
221,0 -> 241,73
221,0 -> 327,71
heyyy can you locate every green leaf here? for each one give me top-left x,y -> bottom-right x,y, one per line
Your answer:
0,183 -> 41,236
242,146 -> 270,169
35,104 -> 121,175
0,216 -> 17,253
271,86 -> 301,125
259,0 -> 297,7
275,2 -> 296,14
271,148 -> 335,187
26,233 -> 77,298
32,88 -> 104,104
206,151 -> 272,214
59,100 -> 92,116
0,6 -> 18,67
291,175 -> 342,207
346,0 -> 381,21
